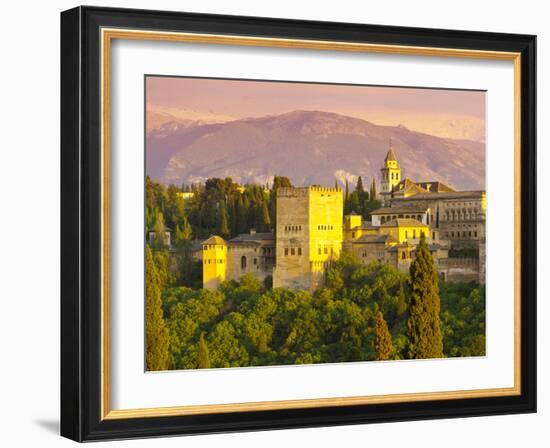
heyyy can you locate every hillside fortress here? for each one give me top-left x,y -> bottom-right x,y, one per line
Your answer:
201,145 -> 486,291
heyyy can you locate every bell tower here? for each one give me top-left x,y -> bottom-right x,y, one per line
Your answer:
380,141 -> 401,195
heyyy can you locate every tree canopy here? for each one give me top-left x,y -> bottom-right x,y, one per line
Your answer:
407,235 -> 444,359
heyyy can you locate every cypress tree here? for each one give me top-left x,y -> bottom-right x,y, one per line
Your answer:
374,311 -> 394,361
151,212 -> 167,250
235,195 -> 245,234
370,178 -> 377,201
197,332 -> 210,369
407,234 -> 444,359
356,176 -> 364,193
145,246 -> 170,371
349,191 -> 360,213
344,180 -> 350,213
218,201 -> 230,238
175,214 -> 192,244
396,281 -> 407,318
261,200 -> 271,231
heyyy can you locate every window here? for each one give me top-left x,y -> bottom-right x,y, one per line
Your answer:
241,256 -> 247,269
474,231 -> 478,237
402,251 -> 406,260
433,232 -> 436,240
413,229 -> 416,239
405,230 -> 408,238
298,248 -> 302,256
324,247 -> 328,255
318,248 -> 321,255
284,248 -> 289,256
291,248 -> 295,256
253,258 -> 257,265
352,232 -> 356,238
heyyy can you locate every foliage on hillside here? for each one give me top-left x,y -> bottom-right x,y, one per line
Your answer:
144,177 -> 485,371
147,248 -> 485,370
146,175 -> 378,243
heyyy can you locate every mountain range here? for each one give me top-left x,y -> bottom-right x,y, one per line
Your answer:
146,109 -> 485,191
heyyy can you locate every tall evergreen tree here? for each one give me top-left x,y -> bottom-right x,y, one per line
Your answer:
197,332 -> 211,369
236,194 -> 247,235
370,178 -> 377,201
151,212 -> 167,250
396,281 -> 407,318
272,176 -> 292,190
174,214 -> 192,244
349,191 -> 360,213
218,201 -> 230,238
145,246 -> 170,371
344,180 -> 350,213
356,176 -> 364,193
407,234 -> 444,359
261,200 -> 271,231
374,311 -> 394,361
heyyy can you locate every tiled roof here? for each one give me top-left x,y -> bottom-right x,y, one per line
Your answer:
229,232 -> 275,243
392,178 -> 429,196
391,190 -> 485,201
385,147 -> 398,162
352,234 -> 399,244
202,235 -> 226,245
370,206 -> 428,215
415,181 -> 456,193
380,218 -> 426,228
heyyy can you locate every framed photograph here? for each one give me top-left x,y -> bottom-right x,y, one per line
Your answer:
60,6 -> 536,442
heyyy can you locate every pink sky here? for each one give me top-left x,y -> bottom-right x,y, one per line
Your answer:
146,76 -> 486,141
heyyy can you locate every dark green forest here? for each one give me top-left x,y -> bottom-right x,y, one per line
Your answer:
146,175 -> 381,241
144,176 -> 486,371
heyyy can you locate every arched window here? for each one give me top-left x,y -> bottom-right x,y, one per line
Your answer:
241,256 -> 247,269
402,251 -> 406,260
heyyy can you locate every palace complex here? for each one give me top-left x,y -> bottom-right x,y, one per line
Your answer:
201,145 -> 486,291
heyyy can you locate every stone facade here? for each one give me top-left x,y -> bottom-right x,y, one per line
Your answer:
202,232 -> 274,291
273,186 -> 343,291
201,146 -> 485,290
226,231 -> 275,284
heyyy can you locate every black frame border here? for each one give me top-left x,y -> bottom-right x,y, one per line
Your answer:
61,6 -> 536,442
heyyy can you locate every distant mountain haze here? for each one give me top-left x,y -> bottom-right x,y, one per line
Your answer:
146,110 -> 485,190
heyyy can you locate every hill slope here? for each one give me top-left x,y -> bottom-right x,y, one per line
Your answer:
146,110 -> 485,190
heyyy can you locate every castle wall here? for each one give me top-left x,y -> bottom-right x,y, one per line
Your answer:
392,194 -> 485,250
438,258 -> 480,282
273,186 -> 343,291
349,242 -> 390,265
273,187 -> 311,290
226,243 -> 274,284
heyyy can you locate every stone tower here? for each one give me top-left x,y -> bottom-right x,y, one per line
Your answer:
273,186 -> 343,291
202,235 -> 227,290
380,142 -> 401,200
